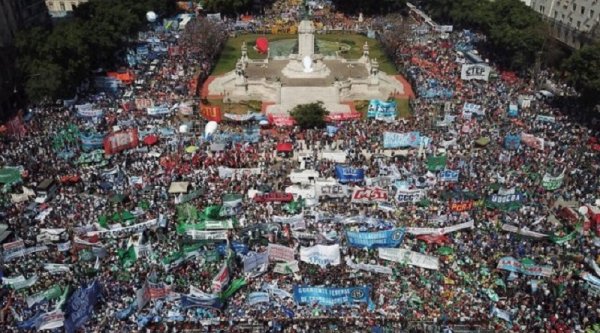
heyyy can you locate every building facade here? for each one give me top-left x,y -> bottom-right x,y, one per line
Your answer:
0,0 -> 50,119
45,0 -> 87,17
530,0 -> 600,48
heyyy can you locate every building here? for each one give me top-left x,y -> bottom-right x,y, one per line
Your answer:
45,0 -> 87,18
530,0 -> 600,48
0,0 -> 50,119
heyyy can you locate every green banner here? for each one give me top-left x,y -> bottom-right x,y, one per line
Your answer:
549,231 -> 577,244
0,167 -> 21,185
427,155 -> 447,171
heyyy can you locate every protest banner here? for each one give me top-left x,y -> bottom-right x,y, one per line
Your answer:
75,104 -> 104,118
211,264 -> 230,293
439,169 -> 459,182
315,180 -> 347,198
217,167 -> 261,179
200,105 -> 222,122
460,64 -> 491,81
274,260 -> 300,274
300,244 -> 341,267
521,133 -> 544,150
427,155 -> 447,171
486,193 -> 524,211
501,224 -> 548,238
351,187 -> 389,204
406,221 -> 474,236
542,173 -> 564,190
187,230 -> 228,240
334,166 -> 364,183
103,129 -> 139,155
247,292 -> 270,305
147,106 -> 171,116
346,228 -> 406,249
449,200 -> 474,212
293,286 -> 372,306
268,244 -> 296,262
378,248 -> 440,270
86,217 -> 160,238
243,251 -> 269,273
395,189 -> 424,203
382,131 -> 422,148
497,256 -> 553,277
367,99 -> 396,121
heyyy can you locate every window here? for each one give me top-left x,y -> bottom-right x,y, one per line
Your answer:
577,21 -> 581,28
581,6 -> 585,15
554,10 -> 558,18
591,10 -> 595,19
59,2 -> 65,11
47,2 -> 53,10
572,3 -> 576,11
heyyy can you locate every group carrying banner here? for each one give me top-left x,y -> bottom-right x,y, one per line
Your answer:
486,193 -> 524,211
542,173 -> 564,190
378,248 -> 440,270
351,187 -> 389,204
293,286 -> 372,307
346,228 -> 406,249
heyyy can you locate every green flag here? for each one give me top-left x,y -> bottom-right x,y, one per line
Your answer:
550,231 -> 577,244
98,215 -> 109,229
284,198 -> 305,214
220,278 -> 246,299
485,288 -> 499,302
43,285 -> 63,301
0,167 -> 21,185
495,278 -> 506,290
202,205 -> 222,219
427,155 -> 447,171
117,246 -> 137,267
55,285 -> 70,310
437,246 -> 454,256
222,193 -> 243,206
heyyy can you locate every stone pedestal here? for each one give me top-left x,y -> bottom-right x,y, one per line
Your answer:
298,20 -> 315,58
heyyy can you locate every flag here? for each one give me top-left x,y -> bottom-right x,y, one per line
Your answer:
427,155 -> 447,171
495,278 -> 506,290
219,278 -> 246,299
202,205 -> 222,219
64,280 -> 102,333
117,245 -> 137,267
55,285 -> 70,310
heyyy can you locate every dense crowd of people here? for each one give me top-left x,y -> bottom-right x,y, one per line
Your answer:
0,1 -> 600,333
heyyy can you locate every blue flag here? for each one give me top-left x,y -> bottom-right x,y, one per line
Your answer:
64,280 -> 102,333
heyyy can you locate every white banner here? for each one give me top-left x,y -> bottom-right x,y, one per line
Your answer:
218,167 -> 261,179
315,180 -> 347,198
406,221 -> 474,236
3,245 -> 48,261
11,275 -> 39,290
460,64 -> 491,81
87,217 -> 161,238
320,151 -> 346,163
378,248 -> 439,270
43,263 -> 71,274
268,244 -> 295,262
288,170 -> 320,184
272,214 -> 306,230
501,224 -> 548,239
187,230 -> 229,240
38,310 -> 65,330
395,189 -> 425,203
351,186 -> 389,204
273,260 -> 300,274
300,244 -> 341,267
347,259 -> 393,275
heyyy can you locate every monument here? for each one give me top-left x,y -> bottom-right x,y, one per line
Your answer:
207,15 -> 405,116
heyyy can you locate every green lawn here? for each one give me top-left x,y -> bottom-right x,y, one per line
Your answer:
211,33 -> 397,76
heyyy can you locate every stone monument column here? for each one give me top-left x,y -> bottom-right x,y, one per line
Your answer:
298,20 -> 315,58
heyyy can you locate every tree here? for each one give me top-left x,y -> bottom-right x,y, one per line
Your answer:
563,42 -> 600,105
290,102 -> 329,129
203,0 -> 253,16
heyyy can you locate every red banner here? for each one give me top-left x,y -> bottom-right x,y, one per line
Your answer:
3,113 -> 26,137
135,98 -> 153,110
201,105 -> 222,122
104,128 -> 139,155
326,112 -> 361,122
254,192 -> 294,203
351,187 -> 388,203
449,200 -> 474,212
268,115 -> 295,127
417,234 -> 450,245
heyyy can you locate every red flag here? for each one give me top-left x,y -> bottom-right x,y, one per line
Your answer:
201,105 -> 222,122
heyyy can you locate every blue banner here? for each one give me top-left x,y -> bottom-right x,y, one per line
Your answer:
346,228 -> 406,249
335,165 -> 364,183
216,241 -> 249,256
383,131 -> 422,148
504,134 -> 521,150
64,280 -> 102,333
326,125 -> 338,136
439,169 -> 459,182
94,77 -> 120,94
293,286 -> 372,307
136,45 -> 149,56
211,131 -> 260,144
147,106 -> 171,116
367,100 -> 396,121
80,133 -> 105,151
180,295 -> 223,309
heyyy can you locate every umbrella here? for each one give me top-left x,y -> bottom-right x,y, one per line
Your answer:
437,246 -> 454,255
185,146 -> 198,153
143,134 -> 159,146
